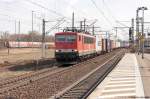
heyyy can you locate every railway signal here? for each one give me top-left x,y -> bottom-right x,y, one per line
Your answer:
129,27 -> 132,43
136,7 -> 148,59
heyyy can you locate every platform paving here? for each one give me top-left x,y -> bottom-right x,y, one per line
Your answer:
87,53 -> 145,99
136,53 -> 150,98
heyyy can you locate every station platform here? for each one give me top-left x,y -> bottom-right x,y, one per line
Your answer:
136,53 -> 150,98
88,53 -> 145,99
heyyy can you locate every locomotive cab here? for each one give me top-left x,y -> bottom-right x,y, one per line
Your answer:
55,31 -> 96,64
55,32 -> 79,63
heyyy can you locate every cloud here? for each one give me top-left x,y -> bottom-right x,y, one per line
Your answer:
1,0 -> 16,3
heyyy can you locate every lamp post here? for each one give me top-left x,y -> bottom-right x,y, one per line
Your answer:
138,7 -> 148,59
136,8 -> 140,54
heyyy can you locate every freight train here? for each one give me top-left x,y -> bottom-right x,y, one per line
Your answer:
55,29 -> 128,64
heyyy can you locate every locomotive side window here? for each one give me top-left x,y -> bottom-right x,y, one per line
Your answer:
55,35 -> 66,42
84,37 -> 94,44
66,35 -> 76,42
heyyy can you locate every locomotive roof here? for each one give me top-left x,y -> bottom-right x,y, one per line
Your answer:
55,32 -> 95,38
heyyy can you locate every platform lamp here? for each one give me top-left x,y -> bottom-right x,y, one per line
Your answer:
138,7 -> 148,59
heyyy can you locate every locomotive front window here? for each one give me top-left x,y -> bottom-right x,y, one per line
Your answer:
55,35 -> 76,42
66,35 -> 76,42
56,35 -> 66,41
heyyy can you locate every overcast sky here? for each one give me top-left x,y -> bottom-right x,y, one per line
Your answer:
0,0 -> 150,40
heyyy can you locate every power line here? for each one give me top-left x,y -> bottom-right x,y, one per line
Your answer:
90,0 -> 113,27
24,0 -> 68,18
24,0 -> 75,28
102,0 -> 129,27
46,18 -> 66,34
102,0 -> 117,21
20,0 -> 99,30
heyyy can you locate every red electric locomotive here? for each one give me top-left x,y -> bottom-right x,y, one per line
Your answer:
55,29 -> 96,64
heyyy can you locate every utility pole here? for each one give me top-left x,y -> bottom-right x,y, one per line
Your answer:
115,27 -> 117,38
115,27 -> 117,48
18,20 -> 20,48
129,18 -> 134,47
80,21 -> 82,31
42,19 -> 46,58
15,20 -> 17,36
129,27 -> 132,47
137,7 -> 148,58
84,19 -> 86,32
72,12 -> 74,32
10,20 -> 17,54
141,9 -> 144,59
131,18 -> 134,44
92,25 -> 95,35
136,9 -> 140,54
32,11 -> 34,49
141,7 -> 148,59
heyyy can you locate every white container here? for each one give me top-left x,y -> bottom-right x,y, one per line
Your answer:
95,35 -> 102,53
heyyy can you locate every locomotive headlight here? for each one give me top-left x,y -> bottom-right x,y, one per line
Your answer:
72,49 -> 77,52
55,50 -> 60,52
74,49 -> 77,51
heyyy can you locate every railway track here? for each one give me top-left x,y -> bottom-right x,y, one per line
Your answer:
0,49 -> 126,99
55,50 -> 125,99
0,66 -> 68,92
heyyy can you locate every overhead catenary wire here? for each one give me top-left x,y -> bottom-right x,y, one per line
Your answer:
0,5 -> 42,29
90,0 -> 113,27
102,0 -> 129,27
46,17 -> 66,34
0,11 -> 42,27
0,0 -> 130,35
24,0 -> 73,27
0,7 -> 60,33
24,0 -> 92,27
25,0 -> 62,16
24,0 -> 72,21
0,0 -> 99,33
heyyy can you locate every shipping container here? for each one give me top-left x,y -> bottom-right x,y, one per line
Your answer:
111,40 -> 116,49
95,35 -> 102,54
106,39 -> 111,52
102,39 -> 106,53
116,41 -> 121,48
